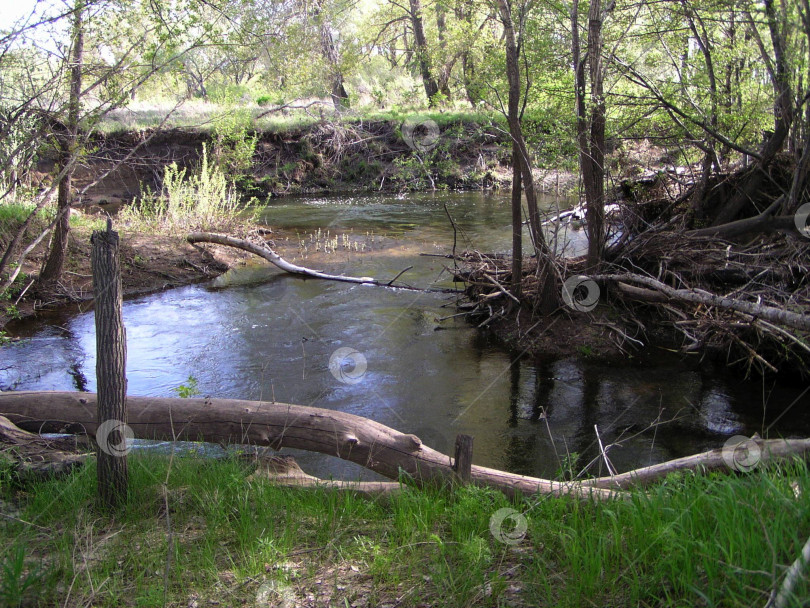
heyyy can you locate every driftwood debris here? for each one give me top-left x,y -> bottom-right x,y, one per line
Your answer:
590,273 -> 810,332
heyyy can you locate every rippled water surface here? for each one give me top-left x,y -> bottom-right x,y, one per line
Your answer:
3,192 -> 809,479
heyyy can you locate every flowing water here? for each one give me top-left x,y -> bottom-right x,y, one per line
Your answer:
2,191 -> 810,480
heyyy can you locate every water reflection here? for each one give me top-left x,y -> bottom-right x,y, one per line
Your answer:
2,192 -> 810,480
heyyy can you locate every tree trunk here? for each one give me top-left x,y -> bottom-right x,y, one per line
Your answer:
91,223 -> 128,509
435,1 -> 452,99
511,140 -> 523,299
714,0 -> 792,224
461,51 -> 479,105
573,0 -> 608,270
39,1 -> 84,286
409,0 -> 440,104
314,0 -> 349,110
455,0 -> 480,105
4,393 -> 810,496
682,0 -> 719,221
497,0 -> 557,312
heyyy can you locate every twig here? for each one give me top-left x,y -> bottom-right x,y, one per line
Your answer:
387,265 -> 413,286
484,274 -> 521,304
443,204 -> 458,272
595,425 -> 618,477
13,278 -> 35,306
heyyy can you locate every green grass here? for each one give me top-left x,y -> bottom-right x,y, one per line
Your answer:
0,202 -> 51,236
1,453 -> 809,607
118,146 -> 255,235
97,99 -> 501,134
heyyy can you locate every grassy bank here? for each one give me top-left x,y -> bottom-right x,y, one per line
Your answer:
1,453 -> 808,607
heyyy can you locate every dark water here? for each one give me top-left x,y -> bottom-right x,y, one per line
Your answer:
2,192 -> 809,480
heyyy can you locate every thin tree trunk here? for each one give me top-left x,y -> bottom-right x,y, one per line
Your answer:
573,0 -> 608,270
511,140 -> 523,298
682,1 -> 719,221
39,1 -> 84,286
91,222 -> 128,509
497,0 -> 557,312
409,0 -> 440,104
313,0 -> 349,110
455,0 -> 480,105
435,0 -> 452,99
714,0 -> 792,224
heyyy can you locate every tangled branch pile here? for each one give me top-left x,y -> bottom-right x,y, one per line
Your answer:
458,157 -> 810,376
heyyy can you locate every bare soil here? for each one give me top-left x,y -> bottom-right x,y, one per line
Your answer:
0,224 -> 253,331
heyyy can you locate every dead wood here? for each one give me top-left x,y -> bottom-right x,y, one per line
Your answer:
592,273 -> 810,332
582,436 -> 810,489
243,453 -> 402,498
0,414 -> 90,481
3,397 -> 809,498
187,232 -> 447,292
0,391 -> 621,500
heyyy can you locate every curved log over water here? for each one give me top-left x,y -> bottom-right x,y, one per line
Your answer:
0,391 -> 619,500
186,232 -> 449,292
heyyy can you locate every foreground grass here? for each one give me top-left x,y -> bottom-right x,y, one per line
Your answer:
1,454 -> 809,607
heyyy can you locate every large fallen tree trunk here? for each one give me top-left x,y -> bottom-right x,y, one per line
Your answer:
0,391 -> 620,500
187,232 -> 437,291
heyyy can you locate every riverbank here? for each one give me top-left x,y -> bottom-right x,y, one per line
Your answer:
0,220 -> 255,331
31,117 -> 579,208
1,451 -> 808,607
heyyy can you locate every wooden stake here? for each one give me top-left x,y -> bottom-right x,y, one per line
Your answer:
453,434 -> 474,483
91,220 -> 128,509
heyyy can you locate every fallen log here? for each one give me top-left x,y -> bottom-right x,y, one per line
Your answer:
0,414 -> 90,482
244,453 -> 402,498
186,232 -> 444,292
0,391 -> 620,500
582,436 -> 810,489
592,273 -> 810,332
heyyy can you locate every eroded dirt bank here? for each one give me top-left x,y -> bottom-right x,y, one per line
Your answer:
30,120 -> 582,210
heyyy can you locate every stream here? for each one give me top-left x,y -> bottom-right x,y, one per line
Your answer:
2,191 -> 810,480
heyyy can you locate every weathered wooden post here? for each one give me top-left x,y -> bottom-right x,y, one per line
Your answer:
91,218 -> 128,508
453,434 -> 474,484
